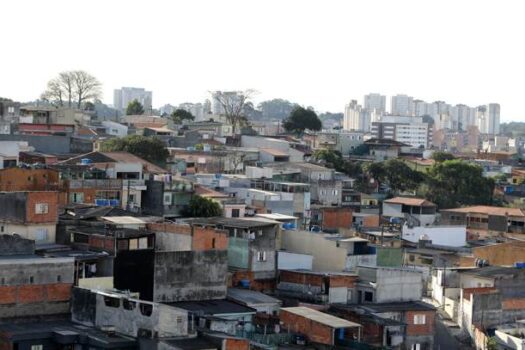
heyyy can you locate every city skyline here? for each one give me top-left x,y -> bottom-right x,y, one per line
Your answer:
1,0 -> 525,122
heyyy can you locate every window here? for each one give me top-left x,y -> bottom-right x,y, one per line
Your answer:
409,254 -> 415,262
364,291 -> 373,302
163,193 -> 172,205
70,192 -> 84,204
57,275 -> 61,282
29,276 -> 34,284
35,203 -> 49,214
411,344 -> 421,350
231,208 -> 240,218
0,226 -> 3,233
257,251 -> 267,262
212,238 -> 216,249
413,314 -> 426,325
35,228 -> 48,241
104,296 -> 120,308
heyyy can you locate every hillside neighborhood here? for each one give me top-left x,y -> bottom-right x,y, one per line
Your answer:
0,87 -> 524,350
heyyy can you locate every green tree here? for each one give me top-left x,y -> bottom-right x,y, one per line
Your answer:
171,109 -> 195,124
419,159 -> 494,208
100,135 -> 168,166
126,99 -> 144,115
313,149 -> 342,167
350,144 -> 369,156
283,106 -> 322,134
258,98 -> 298,120
363,160 -> 423,194
383,159 -> 424,193
431,151 -> 455,162
183,196 -> 222,217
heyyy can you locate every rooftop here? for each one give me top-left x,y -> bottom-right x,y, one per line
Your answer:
167,299 -> 256,315
384,197 -> 436,207
335,301 -> 435,313
0,320 -> 136,345
60,151 -> 167,174
260,148 -> 289,157
188,217 -> 279,228
227,288 -> 282,305
442,205 -> 525,217
281,306 -> 361,328
461,266 -> 524,278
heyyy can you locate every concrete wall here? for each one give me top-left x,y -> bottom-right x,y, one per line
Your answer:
0,257 -> 74,319
153,250 -> 228,302
402,225 -> 467,247
345,254 -> 377,272
277,251 -> 313,270
155,231 -> 192,251
0,234 -> 34,255
280,230 -> 348,271
2,223 -> 57,243
358,267 -> 423,303
72,288 -> 189,338
0,134 -> 72,154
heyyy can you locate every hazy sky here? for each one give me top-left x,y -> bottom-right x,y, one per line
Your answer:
1,0 -> 524,121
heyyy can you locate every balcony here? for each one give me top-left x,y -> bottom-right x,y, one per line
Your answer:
69,179 -> 122,190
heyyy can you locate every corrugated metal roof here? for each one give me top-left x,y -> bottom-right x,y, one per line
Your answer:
281,306 -> 361,328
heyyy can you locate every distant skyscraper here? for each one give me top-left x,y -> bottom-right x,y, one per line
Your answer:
411,100 -> 430,117
178,102 -> 207,121
476,103 -> 500,135
390,94 -> 413,116
113,87 -> 153,113
343,100 -> 370,131
364,93 -> 386,114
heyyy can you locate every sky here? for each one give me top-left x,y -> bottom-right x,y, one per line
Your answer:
1,0 -> 524,121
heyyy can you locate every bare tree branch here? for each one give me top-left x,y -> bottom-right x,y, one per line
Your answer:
41,70 -> 101,109
210,89 -> 257,133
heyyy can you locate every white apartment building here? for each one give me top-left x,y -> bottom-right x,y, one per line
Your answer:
371,115 -> 432,148
390,94 -> 414,116
343,100 -> 370,132
178,102 -> 209,121
113,87 -> 153,112
364,93 -> 386,114
476,103 -> 500,135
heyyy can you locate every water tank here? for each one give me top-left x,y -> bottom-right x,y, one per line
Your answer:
80,158 -> 92,165
239,280 -> 250,289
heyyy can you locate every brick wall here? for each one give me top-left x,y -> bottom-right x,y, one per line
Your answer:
147,223 -> 229,251
363,215 -> 380,228
329,275 -> 358,288
0,283 -> 71,305
322,208 -> 352,230
279,270 -> 324,287
223,338 -> 250,350
147,222 -> 192,235
473,242 -> 525,266
405,310 -> 435,336
231,270 -> 275,291
280,310 -> 333,345
26,191 -> 59,224
0,168 -> 60,192
192,226 -> 228,251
